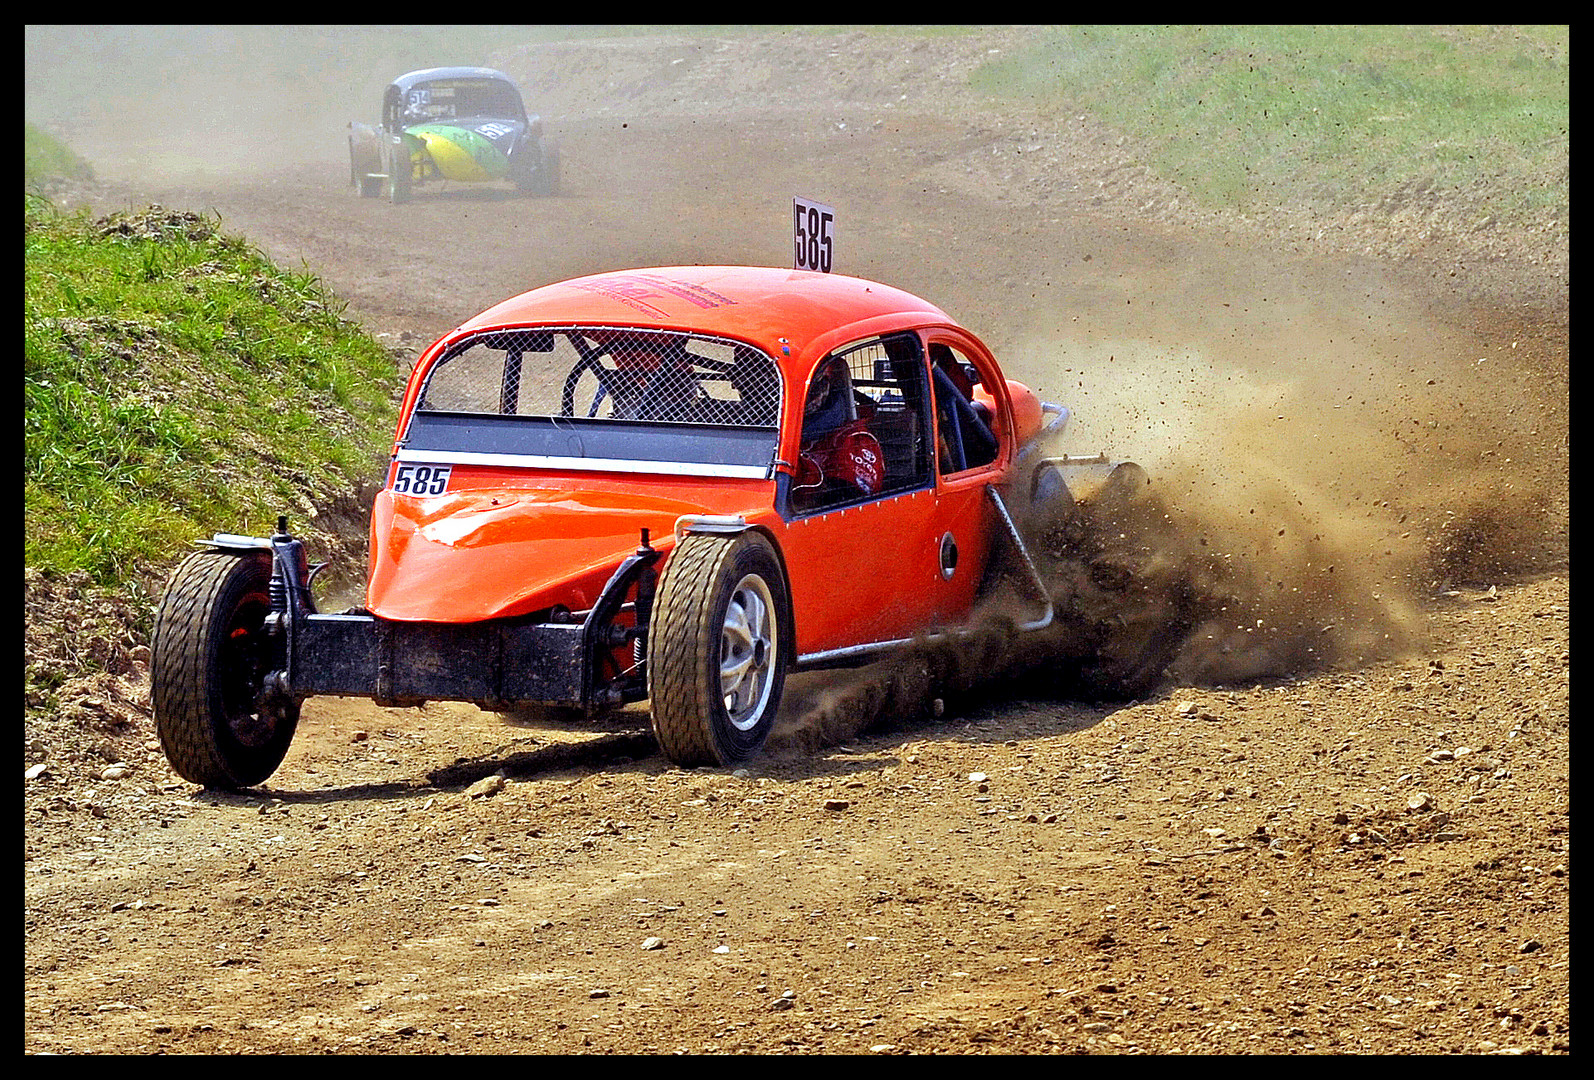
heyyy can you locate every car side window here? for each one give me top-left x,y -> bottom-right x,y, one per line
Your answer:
928,342 -> 999,475
791,332 -> 932,514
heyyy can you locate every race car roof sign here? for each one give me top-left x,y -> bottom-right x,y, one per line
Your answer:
793,197 -> 835,273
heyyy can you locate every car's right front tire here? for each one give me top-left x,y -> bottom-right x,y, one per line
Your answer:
647,532 -> 789,766
514,139 -> 560,197
383,135 -> 412,204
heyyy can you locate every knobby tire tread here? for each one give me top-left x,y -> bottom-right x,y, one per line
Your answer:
153,553 -> 238,786
648,534 -> 732,766
153,551 -> 295,789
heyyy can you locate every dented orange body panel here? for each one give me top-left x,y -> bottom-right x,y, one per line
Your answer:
366,472 -> 778,622
367,266 -> 1027,660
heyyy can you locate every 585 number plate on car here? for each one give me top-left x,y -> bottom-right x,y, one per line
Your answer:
793,196 -> 835,273
391,463 -> 451,495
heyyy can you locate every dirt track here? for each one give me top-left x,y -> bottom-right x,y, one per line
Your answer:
25,29 -> 1568,1054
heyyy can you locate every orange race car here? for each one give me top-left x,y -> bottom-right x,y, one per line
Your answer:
152,266 -> 1145,788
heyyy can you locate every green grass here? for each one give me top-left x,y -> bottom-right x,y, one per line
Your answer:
968,25 -> 1569,224
25,124 -> 95,187
24,196 -> 399,589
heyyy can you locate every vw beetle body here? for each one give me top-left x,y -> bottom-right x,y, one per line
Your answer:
348,67 -> 558,202
153,267 -> 1128,787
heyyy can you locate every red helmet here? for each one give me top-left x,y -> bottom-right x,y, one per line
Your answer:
796,418 -> 883,497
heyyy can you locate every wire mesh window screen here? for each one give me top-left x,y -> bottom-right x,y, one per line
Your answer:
833,339 -> 899,407
815,333 -> 933,493
402,79 -> 523,123
418,328 -> 783,428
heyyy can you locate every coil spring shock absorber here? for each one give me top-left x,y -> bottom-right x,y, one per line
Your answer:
631,525 -> 656,669
269,516 -> 291,613
633,528 -> 658,666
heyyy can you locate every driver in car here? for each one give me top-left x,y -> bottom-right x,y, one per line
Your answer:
794,355 -> 884,500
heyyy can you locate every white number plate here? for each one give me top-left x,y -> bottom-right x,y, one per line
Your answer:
793,197 -> 835,273
391,463 -> 452,496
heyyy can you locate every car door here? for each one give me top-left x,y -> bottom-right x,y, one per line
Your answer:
780,331 -> 950,656
922,332 -> 1007,627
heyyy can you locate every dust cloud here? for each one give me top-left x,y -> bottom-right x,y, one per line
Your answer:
24,26 -> 547,183
775,281 -> 1564,752
1037,339 -> 1432,677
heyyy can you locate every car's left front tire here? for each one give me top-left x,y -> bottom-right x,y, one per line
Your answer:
514,139 -> 560,197
648,532 -> 789,766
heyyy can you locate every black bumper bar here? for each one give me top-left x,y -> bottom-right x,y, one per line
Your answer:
291,612 -> 593,709
224,519 -> 661,714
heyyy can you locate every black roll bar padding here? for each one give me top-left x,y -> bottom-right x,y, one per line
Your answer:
561,338 -> 614,418
933,364 -> 999,472
933,365 -> 967,473
499,347 -> 523,415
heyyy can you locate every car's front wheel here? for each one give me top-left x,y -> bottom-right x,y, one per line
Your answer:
152,551 -> 300,789
349,129 -> 382,197
648,532 -> 789,766
536,141 -> 560,196
513,139 -> 560,197
384,136 -> 412,204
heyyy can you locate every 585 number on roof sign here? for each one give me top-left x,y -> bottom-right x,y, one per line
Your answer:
793,197 -> 835,273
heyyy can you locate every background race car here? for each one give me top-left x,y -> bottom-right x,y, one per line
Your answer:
348,66 -> 559,203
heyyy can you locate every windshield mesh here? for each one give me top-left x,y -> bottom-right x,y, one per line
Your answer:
402,79 -> 523,121
418,328 -> 782,429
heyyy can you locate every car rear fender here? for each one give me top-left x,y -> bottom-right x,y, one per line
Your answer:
667,514 -> 796,660
671,516 -> 789,584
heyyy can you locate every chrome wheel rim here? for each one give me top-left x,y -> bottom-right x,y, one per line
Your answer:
720,574 -> 777,731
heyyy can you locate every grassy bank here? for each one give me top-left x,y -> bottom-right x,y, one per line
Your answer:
25,124 -> 95,188
968,25 -> 1569,226
24,196 -> 399,590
